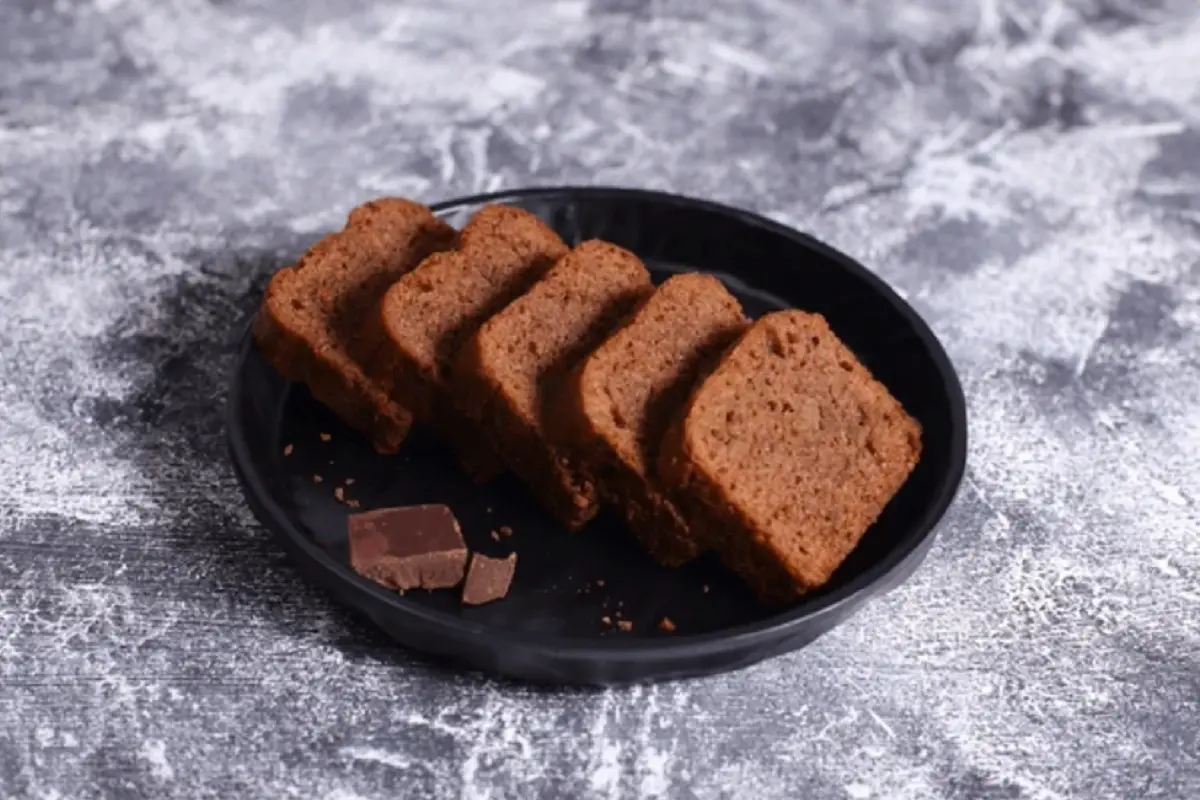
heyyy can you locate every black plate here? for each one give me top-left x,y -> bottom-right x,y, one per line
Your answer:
226,187 -> 968,685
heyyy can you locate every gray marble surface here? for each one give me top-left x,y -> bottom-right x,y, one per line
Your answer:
2,1 -> 1199,797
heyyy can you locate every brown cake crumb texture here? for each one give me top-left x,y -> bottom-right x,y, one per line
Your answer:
657,310 -> 922,606
370,205 -> 568,481
253,198 -> 456,452
565,273 -> 748,566
452,240 -> 653,529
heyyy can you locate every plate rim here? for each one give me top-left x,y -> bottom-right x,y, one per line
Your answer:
225,185 -> 969,668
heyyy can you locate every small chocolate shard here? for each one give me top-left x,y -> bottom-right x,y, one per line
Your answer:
348,504 -> 468,592
461,553 -> 517,606
617,620 -> 633,632
658,617 -> 676,633
320,432 -> 332,441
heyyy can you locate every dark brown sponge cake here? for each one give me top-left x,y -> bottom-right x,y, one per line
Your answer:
252,198 -> 456,452
452,240 -> 653,530
564,273 -> 748,565
369,205 -> 568,481
657,310 -> 922,605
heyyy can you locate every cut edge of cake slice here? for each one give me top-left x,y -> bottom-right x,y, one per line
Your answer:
253,197 -> 456,452
563,273 -> 749,565
657,309 -> 922,605
451,239 -> 654,530
367,204 -> 568,481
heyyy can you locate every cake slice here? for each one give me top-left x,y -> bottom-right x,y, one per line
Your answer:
657,310 -> 922,605
563,274 -> 748,565
368,205 -> 568,481
253,198 -> 456,452
452,240 -> 653,529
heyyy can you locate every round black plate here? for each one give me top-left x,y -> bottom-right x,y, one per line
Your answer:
226,187 -> 968,685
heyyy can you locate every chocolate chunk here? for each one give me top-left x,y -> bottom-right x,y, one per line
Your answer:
461,553 -> 517,606
348,504 -> 468,592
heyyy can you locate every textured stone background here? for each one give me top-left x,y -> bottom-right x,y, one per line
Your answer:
2,0 -> 1199,797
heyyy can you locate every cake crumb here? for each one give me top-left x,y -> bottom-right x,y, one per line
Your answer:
313,474 -> 323,484
344,478 -> 355,486
334,487 -> 345,502
702,584 -> 710,594
490,531 -> 500,542
617,620 -> 633,632
499,525 -> 513,537
600,616 -> 612,626
595,579 -> 605,588
320,432 -> 332,442
283,444 -> 293,457
658,617 -> 676,633
347,499 -> 361,509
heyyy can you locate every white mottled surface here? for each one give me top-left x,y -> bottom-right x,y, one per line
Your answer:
2,0 -> 1199,797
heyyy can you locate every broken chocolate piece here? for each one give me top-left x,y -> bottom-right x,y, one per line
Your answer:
348,504 -> 468,592
461,553 -> 517,606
